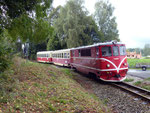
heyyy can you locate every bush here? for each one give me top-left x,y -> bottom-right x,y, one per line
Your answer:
0,30 -> 13,72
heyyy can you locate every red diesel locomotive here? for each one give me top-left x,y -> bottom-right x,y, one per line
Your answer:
70,41 -> 128,82
37,41 -> 128,82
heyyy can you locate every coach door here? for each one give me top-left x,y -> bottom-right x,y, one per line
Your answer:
95,46 -> 100,68
96,46 -> 99,58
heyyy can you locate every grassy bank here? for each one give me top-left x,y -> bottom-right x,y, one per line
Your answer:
127,58 -> 150,68
0,57 -> 110,112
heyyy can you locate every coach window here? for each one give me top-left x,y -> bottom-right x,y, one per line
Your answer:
64,53 -> 67,58
101,46 -> 112,56
81,49 -> 91,56
62,53 -> 64,58
113,46 -> 119,56
68,53 -> 69,58
120,46 -> 126,56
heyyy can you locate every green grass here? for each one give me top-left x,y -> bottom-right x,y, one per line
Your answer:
145,77 -> 150,81
61,68 -> 72,77
134,81 -> 142,86
124,78 -> 134,82
134,80 -> 150,91
127,58 -> 150,68
142,86 -> 150,90
0,57 -> 110,112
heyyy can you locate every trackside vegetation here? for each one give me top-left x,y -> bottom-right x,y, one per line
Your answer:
0,57 -> 110,112
134,78 -> 150,91
127,58 -> 150,68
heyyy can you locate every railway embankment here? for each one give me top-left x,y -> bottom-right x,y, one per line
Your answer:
0,57 -> 110,112
125,75 -> 150,91
72,72 -> 150,113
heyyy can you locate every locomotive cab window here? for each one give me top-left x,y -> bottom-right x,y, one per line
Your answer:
113,46 -> 119,56
120,46 -> 126,56
101,46 -> 112,56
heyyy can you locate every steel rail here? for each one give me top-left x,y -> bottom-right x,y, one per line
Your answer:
111,82 -> 150,103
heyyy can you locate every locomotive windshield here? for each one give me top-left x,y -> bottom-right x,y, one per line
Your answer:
120,46 -> 126,55
101,46 -> 112,56
101,45 -> 126,57
113,46 -> 119,56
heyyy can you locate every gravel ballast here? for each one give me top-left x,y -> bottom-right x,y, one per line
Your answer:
73,72 -> 150,113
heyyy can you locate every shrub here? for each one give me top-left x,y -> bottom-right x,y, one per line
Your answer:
0,31 -> 13,72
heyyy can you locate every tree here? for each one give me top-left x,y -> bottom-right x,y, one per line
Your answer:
53,0 -> 100,48
94,0 -> 119,41
0,0 -> 53,61
143,44 -> 150,56
0,0 -> 52,30
47,32 -> 62,51
49,5 -> 62,25
8,14 -> 53,44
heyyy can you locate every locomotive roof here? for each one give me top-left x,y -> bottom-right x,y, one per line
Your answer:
37,51 -> 53,54
70,41 -> 125,50
37,41 -> 125,53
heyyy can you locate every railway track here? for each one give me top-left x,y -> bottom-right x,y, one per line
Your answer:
111,82 -> 150,103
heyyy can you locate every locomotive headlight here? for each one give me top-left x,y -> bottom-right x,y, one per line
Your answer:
124,63 -> 127,66
107,64 -> 110,68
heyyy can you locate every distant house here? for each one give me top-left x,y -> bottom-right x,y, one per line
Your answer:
127,51 -> 142,59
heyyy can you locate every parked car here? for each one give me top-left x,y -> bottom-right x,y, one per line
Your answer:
136,63 -> 150,71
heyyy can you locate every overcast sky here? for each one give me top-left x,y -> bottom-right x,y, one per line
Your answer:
53,0 -> 150,48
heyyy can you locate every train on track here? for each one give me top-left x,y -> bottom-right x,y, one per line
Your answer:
37,41 -> 128,82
